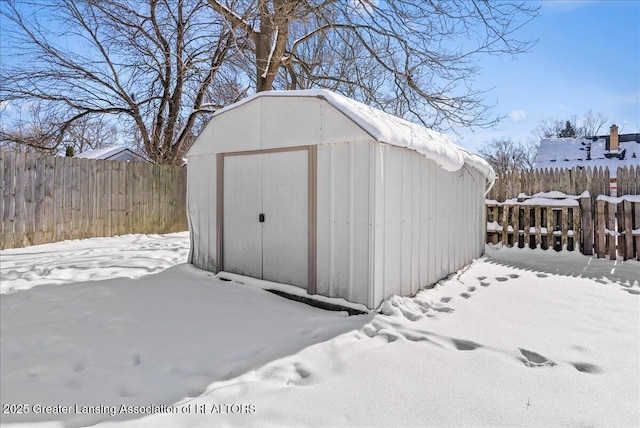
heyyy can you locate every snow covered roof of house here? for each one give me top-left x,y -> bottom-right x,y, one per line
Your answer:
205,89 -> 495,183
76,146 -> 147,162
535,137 -> 640,178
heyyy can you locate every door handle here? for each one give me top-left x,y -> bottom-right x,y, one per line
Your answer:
259,213 -> 265,223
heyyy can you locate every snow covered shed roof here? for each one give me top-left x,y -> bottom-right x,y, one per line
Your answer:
76,146 -> 148,162
535,137 -> 640,177
187,89 -> 495,183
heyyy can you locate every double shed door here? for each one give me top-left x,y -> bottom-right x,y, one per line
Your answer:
222,149 -> 309,289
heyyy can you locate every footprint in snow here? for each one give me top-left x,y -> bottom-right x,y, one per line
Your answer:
72,360 -> 86,372
495,277 -> 509,282
131,353 -> 141,366
452,338 -> 483,351
294,363 -> 311,379
536,273 -> 548,278
571,362 -> 603,374
114,383 -> 139,397
440,297 -> 452,303
480,281 -> 490,287
519,348 -> 556,368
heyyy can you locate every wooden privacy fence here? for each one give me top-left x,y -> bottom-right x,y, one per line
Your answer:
1,151 -> 188,250
486,192 -> 640,261
487,166 -> 640,203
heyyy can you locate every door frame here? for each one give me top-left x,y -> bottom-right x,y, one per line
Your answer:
216,145 -> 318,294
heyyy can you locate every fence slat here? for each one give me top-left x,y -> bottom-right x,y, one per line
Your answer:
623,200 -> 633,260
13,153 -> 26,248
606,201 -> 616,260
1,152 -> 15,250
43,155 -> 56,244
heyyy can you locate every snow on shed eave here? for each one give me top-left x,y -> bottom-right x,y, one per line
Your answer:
188,89 -> 495,182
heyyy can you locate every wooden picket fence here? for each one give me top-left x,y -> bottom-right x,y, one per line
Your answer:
486,193 -> 640,261
486,195 -> 585,253
1,151 -> 188,250
594,195 -> 640,261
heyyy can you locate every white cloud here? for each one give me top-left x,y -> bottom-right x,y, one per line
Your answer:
509,109 -> 527,123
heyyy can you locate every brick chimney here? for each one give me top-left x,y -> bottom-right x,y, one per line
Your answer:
610,124 -> 619,152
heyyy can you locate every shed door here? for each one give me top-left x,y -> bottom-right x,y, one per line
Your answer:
223,150 -> 308,288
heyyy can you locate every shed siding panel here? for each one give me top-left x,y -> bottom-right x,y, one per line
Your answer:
427,159 -> 438,286
372,145 -> 386,306
369,145 -> 486,308
417,158 -> 430,287
261,99 -> 321,150
316,141 -> 372,306
316,146 -> 331,298
410,152 -> 422,295
350,142 -> 372,305
187,155 -> 215,271
328,143 -> 350,298
400,150 -> 414,297
320,101 -> 372,144
189,102 -> 262,156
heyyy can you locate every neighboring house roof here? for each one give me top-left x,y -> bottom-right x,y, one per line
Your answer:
535,137 -> 640,178
193,89 -> 495,183
76,146 -> 148,162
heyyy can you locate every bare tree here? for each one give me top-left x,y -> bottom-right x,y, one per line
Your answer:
64,114 -> 120,154
479,138 -> 537,175
0,0 -> 244,164
0,101 -> 120,155
577,109 -> 608,137
206,0 -> 539,129
0,102 -> 62,155
532,110 -> 608,140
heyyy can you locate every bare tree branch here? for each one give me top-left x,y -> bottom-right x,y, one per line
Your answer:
1,0 -> 243,164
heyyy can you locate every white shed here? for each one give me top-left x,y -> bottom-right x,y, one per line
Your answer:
186,90 -> 495,309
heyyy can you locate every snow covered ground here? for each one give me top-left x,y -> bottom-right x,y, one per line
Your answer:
1,233 -> 638,427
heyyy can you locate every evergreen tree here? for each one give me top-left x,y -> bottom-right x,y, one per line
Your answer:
558,120 -> 577,138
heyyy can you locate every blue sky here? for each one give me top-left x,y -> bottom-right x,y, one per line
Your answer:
456,0 -> 640,153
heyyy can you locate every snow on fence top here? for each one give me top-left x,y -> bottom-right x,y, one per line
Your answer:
211,89 -> 496,183
486,197 -> 580,207
516,191 -> 590,200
